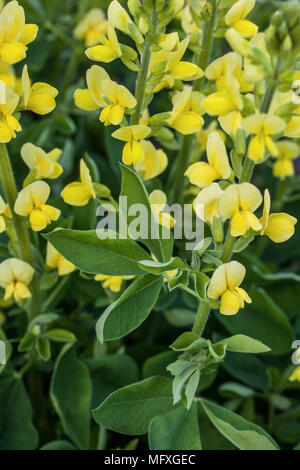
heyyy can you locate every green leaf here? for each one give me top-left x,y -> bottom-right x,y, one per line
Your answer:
164,309 -> 196,328
45,229 -> 152,276
86,355 -> 139,408
149,403 -> 201,450
170,332 -> 207,352
44,329 -> 76,343
96,274 -> 163,342
0,374 -> 38,450
216,334 -> 271,354
201,399 -> 279,450
50,345 -> 92,449
216,287 -> 293,355
143,351 -> 178,379
120,164 -> 173,262
93,376 -> 174,435
138,258 -> 186,275
224,352 -> 269,390
40,440 -> 76,450
191,272 -> 210,299
36,337 -> 51,361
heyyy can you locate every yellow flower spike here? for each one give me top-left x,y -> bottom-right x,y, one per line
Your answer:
225,0 -> 258,38
185,131 -> 232,188
74,65 -> 109,112
193,183 -> 224,224
167,86 -> 204,135
242,114 -> 286,162
0,195 -> 8,233
21,65 -> 58,115
112,125 -> 151,165
260,190 -> 297,243
21,143 -> 63,180
100,79 -> 136,126
85,22 -> 121,63
95,274 -> 134,293
46,243 -> 77,277
0,81 -> 21,143
207,261 -> 251,316
218,183 -> 263,237
0,1 -> 38,65
61,159 -> 96,207
149,190 -> 175,229
289,366 -> 300,383
134,140 -> 168,180
74,8 -> 108,47
14,181 -> 61,232
0,258 -> 34,302
273,141 -> 299,179
219,111 -> 243,136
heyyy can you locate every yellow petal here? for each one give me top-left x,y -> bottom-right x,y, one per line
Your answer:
238,182 -> 262,212
185,162 -> 219,188
264,213 -> 297,243
207,131 -> 231,179
207,264 -> 227,299
80,159 -> 96,198
220,290 -> 241,315
61,182 -> 92,206
74,89 -> 98,111
231,211 -> 248,237
171,112 -> 204,135
29,209 -> 49,231
218,184 -> 240,220
85,44 -> 119,62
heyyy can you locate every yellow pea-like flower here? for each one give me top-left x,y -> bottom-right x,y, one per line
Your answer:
196,121 -> 225,153
0,195 -> 9,233
21,65 -> 58,115
260,190 -> 297,243
219,111 -> 243,136
272,141 -> 299,179
74,8 -> 108,47
108,0 -> 134,36
0,62 -> 16,88
61,159 -> 96,207
225,0 -> 258,38
85,22 -> 121,63
95,274 -> 134,293
218,182 -> 263,237
0,0 -> 38,65
100,79 -> 136,126
14,181 -> 61,232
46,242 -> 77,277
167,86 -> 204,135
21,143 -> 63,180
112,125 -> 151,165
134,140 -> 168,180
242,113 -> 286,162
151,37 -> 203,92
181,5 -> 199,40
74,65 -> 109,112
207,261 -> 251,316
225,28 -> 251,57
149,190 -> 175,229
284,116 -> 300,139
185,131 -> 232,188
193,183 -> 223,224
0,82 -> 21,143
289,366 -> 300,383
0,258 -> 34,302
202,77 -> 243,117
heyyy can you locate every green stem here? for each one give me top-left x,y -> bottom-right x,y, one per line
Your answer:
193,302 -> 211,336
130,11 -> 157,125
239,155 -> 255,183
171,134 -> 193,204
221,228 -> 236,263
43,275 -> 69,310
60,47 -> 81,97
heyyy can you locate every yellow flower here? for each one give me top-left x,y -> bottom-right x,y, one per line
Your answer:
0,0 -> 38,64
61,159 -> 96,207
149,190 -> 175,229
134,140 -> 168,180
260,190 -> 297,243
193,183 -> 223,224
0,258 -> 34,302
242,114 -> 286,162
196,121 -> 225,153
100,79 -> 136,126
108,0 -> 134,36
181,5 -> 199,41
225,0 -> 258,38
0,82 -> 21,143
21,65 -> 58,115
112,125 -> 151,165
218,183 -> 263,237
219,111 -> 242,136
21,143 -> 63,180
95,274 -> 133,293
85,22 -> 121,63
185,131 -> 232,188
166,86 -> 204,135
289,366 -> 300,383
74,8 -> 108,47
0,62 -> 16,88
207,261 -> 251,316
284,116 -> 300,139
74,65 -> 109,112
151,38 -> 203,92
225,28 -> 251,56
14,181 -> 61,232
0,195 -> 9,233
46,242 -> 77,276
273,141 -> 299,179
